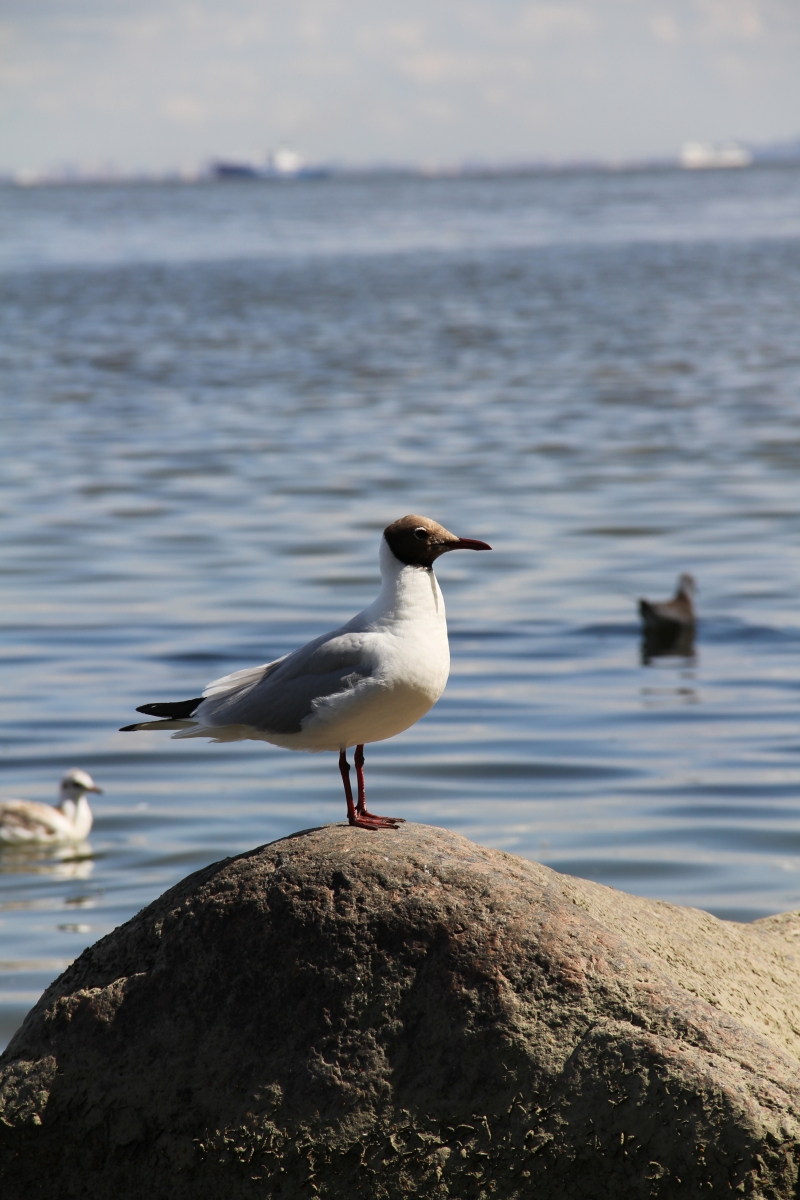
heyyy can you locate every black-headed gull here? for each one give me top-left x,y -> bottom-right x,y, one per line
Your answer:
122,514 -> 491,829
0,769 -> 102,845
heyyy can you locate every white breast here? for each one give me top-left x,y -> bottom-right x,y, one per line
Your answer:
284,541 -> 451,752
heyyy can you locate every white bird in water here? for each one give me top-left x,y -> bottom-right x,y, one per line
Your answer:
0,769 -> 102,846
122,514 -> 491,829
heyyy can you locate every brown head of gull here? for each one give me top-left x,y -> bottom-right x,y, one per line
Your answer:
0,769 -> 102,846
122,514 -> 491,830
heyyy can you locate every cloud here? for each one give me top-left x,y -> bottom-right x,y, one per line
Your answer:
652,13 -> 681,42
162,95 -> 206,125
695,0 -> 763,41
511,4 -> 596,41
649,0 -> 774,45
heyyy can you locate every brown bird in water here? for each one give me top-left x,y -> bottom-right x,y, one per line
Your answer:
639,573 -> 696,633
639,573 -> 696,659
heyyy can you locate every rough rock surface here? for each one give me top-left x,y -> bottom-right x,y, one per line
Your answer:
2,822 -> 800,1199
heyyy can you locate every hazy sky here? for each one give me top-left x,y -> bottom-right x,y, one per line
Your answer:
2,0 -> 799,172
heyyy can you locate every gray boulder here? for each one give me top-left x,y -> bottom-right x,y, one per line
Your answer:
1,822 -> 800,1199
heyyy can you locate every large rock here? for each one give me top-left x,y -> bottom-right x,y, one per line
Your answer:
2,823 -> 800,1199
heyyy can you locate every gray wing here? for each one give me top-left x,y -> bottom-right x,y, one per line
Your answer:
195,630 -> 374,735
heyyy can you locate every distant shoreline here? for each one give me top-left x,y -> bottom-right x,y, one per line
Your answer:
4,153 -> 800,189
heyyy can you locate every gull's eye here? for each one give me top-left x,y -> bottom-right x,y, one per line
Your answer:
414,527 -> 429,541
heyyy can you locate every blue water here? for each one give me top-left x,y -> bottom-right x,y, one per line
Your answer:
2,165 -> 800,1050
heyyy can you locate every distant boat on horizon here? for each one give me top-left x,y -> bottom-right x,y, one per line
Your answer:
211,148 -> 329,182
679,142 -> 752,170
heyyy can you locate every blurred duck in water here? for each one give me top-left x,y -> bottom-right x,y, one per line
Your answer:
0,769 -> 101,846
639,573 -> 697,661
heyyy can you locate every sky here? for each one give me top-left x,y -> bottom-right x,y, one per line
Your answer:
2,0 -> 799,173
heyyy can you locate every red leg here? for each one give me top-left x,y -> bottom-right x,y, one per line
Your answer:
340,748 -> 386,830
354,744 -> 404,827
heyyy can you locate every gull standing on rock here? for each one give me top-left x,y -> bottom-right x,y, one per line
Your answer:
0,769 -> 101,846
121,515 -> 491,829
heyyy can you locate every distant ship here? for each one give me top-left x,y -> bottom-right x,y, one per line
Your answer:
679,142 -> 752,170
211,148 -> 329,181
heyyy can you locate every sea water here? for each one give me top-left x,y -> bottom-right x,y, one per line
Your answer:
2,165 -> 800,1049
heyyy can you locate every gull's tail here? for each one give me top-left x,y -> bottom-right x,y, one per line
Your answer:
120,661 -> 279,734
120,697 -> 203,732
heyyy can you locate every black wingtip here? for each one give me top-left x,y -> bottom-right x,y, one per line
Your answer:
121,716 -> 197,731
135,698 -> 203,719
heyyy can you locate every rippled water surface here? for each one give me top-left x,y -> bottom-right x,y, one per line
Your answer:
2,167 -> 800,1049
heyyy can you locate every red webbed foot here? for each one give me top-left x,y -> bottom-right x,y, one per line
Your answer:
348,812 -> 400,830
356,808 -> 404,827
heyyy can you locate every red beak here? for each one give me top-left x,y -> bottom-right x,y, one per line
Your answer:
451,538 -> 492,551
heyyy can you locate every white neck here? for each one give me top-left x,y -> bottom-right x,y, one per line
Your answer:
60,796 -> 77,820
354,536 -> 446,629
59,792 -> 93,838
